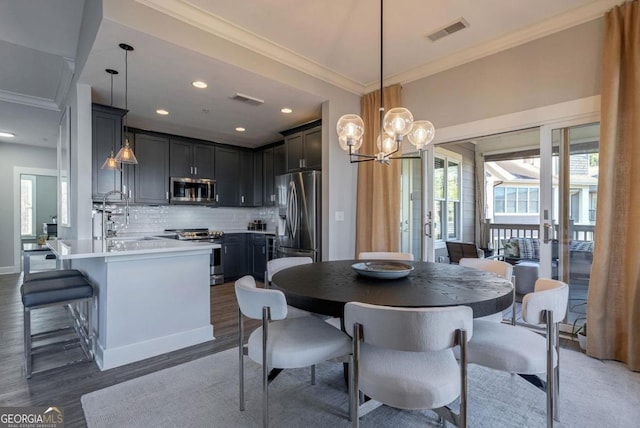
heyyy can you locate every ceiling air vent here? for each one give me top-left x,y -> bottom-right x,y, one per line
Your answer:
427,18 -> 469,42
230,93 -> 264,106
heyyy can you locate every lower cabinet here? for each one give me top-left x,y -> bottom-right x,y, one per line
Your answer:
250,234 -> 267,280
222,233 -> 271,281
222,234 -> 247,280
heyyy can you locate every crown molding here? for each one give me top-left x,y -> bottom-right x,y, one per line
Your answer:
0,90 -> 59,111
368,0 -> 620,92
54,57 -> 75,109
138,0 -> 620,96
136,0 -> 365,95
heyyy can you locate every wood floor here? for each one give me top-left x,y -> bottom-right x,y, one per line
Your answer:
0,272 -> 259,428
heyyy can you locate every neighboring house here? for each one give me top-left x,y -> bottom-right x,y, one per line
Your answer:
486,157 -> 598,227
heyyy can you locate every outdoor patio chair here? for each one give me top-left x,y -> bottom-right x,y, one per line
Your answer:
446,242 -> 484,264
344,301 -> 472,428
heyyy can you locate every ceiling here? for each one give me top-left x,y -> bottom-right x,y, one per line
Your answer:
0,0 -> 620,150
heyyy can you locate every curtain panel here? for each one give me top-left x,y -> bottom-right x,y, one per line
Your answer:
355,84 -> 402,257
588,0 -> 640,372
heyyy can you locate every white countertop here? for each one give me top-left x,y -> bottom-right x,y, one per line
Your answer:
47,238 -> 219,260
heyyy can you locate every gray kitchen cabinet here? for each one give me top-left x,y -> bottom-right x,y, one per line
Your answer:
92,103 -> 127,200
239,151 -> 255,206
283,122 -> 322,171
170,138 -> 215,178
250,233 -> 267,280
132,133 -> 170,204
263,147 -> 275,206
262,142 -> 284,206
214,146 -> 240,206
222,233 -> 247,280
274,143 -> 286,176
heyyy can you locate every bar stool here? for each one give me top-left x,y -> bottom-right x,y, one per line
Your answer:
21,269 -> 95,378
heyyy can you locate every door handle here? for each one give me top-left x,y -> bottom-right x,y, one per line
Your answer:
543,223 -> 551,243
425,222 -> 432,238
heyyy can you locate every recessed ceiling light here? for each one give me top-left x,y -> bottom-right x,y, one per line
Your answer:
281,108 -> 293,114
156,109 -> 169,115
0,131 -> 15,138
192,81 -> 208,89
235,127 -> 246,132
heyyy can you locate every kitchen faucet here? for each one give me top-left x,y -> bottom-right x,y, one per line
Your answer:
101,190 -> 129,250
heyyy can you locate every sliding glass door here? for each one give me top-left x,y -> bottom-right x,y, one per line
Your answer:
541,122 -> 599,326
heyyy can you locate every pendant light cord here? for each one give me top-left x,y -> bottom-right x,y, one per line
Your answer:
379,0 -> 384,138
124,48 -> 128,136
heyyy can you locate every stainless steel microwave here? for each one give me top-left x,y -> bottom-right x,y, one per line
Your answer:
170,177 -> 216,205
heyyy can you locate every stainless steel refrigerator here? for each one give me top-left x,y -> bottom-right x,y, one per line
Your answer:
276,170 -> 321,261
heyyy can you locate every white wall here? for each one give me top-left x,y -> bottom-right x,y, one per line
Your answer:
403,19 -> 603,132
0,145 -> 57,273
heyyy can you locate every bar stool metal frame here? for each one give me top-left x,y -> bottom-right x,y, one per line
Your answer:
22,271 -> 95,378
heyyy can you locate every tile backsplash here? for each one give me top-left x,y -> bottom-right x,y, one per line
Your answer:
96,204 -> 278,237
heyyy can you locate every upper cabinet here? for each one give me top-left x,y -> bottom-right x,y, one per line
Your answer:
262,142 -> 284,206
92,104 -> 127,200
283,121 -> 321,171
170,138 -> 215,178
240,151 -> 262,207
132,133 -> 170,204
214,146 -> 240,206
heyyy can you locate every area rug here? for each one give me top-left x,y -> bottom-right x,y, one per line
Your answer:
82,347 -> 640,427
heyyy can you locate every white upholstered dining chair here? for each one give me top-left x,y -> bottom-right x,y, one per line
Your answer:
459,258 -> 514,323
357,251 -> 414,261
265,256 -> 313,318
465,278 -> 568,428
235,275 -> 352,428
344,302 -> 473,428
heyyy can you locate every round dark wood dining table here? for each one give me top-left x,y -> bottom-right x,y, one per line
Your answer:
271,260 -> 514,319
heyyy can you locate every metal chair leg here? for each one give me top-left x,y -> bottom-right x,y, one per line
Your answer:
554,322 -> 560,421
262,307 -> 270,428
238,309 -> 245,411
24,307 -> 32,378
545,310 -> 554,428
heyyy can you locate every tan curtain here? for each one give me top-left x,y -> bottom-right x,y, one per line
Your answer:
355,84 -> 402,256
587,0 -> 640,372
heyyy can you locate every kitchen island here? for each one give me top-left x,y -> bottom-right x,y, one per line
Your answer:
47,238 -> 218,370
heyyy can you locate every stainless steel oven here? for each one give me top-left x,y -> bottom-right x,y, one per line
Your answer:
164,229 -> 224,285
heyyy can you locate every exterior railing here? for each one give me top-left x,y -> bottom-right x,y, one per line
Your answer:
485,221 -> 595,254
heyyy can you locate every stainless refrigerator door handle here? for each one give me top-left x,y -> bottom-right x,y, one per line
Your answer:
286,183 -> 294,238
291,183 -> 299,237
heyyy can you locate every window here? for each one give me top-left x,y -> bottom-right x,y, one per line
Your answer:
493,186 -> 539,214
434,154 -> 461,241
21,175 -> 36,236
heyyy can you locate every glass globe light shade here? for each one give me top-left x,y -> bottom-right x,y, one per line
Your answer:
336,114 -> 365,151
407,120 -> 435,150
376,133 -> 396,154
339,135 -> 363,152
383,107 -> 414,139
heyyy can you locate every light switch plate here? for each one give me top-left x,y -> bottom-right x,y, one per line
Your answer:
335,211 -> 344,221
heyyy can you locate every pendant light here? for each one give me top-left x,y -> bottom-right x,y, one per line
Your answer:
101,68 -> 121,171
114,43 -> 138,165
336,0 -> 435,163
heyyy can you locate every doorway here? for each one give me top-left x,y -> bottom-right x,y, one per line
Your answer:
13,167 -> 57,272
